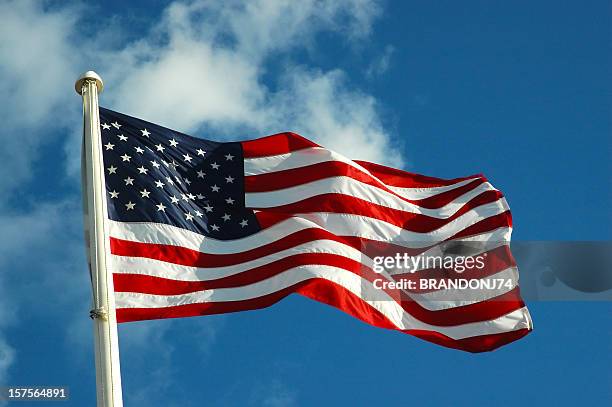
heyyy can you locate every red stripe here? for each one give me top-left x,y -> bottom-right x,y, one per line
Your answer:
112,245 -> 514,295
114,274 -> 523,328
113,253 -> 362,293
451,211 -> 513,239
254,212 -> 512,246
406,327 -> 531,353
242,132 -> 319,158
400,287 -> 524,327
116,278 -> 530,352
241,132 -> 481,189
110,228 -> 364,268
113,244 -> 522,327
248,190 -> 505,233
254,211 -> 295,229
355,160 -> 485,188
110,207 -> 511,269
245,160 -> 489,209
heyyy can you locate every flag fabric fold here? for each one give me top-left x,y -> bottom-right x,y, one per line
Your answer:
96,107 -> 532,352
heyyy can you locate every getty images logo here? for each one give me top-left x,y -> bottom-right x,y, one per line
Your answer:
372,253 -> 487,274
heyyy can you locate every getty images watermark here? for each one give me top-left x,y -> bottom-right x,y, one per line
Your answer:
360,241 -> 612,301
370,251 -> 515,291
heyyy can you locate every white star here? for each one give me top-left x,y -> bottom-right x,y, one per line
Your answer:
107,165 -> 117,174
210,224 -> 220,231
181,193 -> 189,201
155,180 -> 165,188
169,138 -> 178,147
101,123 -> 111,130
187,193 -> 196,200
222,213 -> 231,221
203,204 -> 213,213
109,190 -> 119,199
156,203 -> 166,212
240,219 -> 248,227
211,185 -> 220,192
210,162 -> 220,170
194,210 -> 203,217
104,142 -> 115,150
120,154 -> 131,162
224,153 -> 234,161
124,176 -> 134,185
225,176 -> 235,183
185,212 -> 194,221
185,178 -> 191,185
155,144 -> 165,152
170,196 -> 179,204
137,166 -> 148,174
112,121 -> 121,129
140,189 -> 151,198
197,170 -> 206,178
125,201 -> 135,210
196,148 -> 206,156
225,197 -> 235,205
118,134 -> 128,141
151,161 -> 160,169
169,161 -> 179,171
135,146 -> 144,154
141,129 -> 151,137
165,176 -> 174,185
183,154 -> 193,163
196,194 -> 205,199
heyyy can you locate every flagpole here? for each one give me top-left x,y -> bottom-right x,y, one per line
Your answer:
76,71 -> 124,407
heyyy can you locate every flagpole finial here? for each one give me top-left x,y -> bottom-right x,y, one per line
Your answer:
75,71 -> 104,95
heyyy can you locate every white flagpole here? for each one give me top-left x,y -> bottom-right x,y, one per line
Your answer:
76,71 -> 124,407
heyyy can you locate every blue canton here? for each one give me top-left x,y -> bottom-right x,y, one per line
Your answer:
99,107 -> 260,240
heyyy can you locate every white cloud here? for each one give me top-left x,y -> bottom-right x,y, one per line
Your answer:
251,378 -> 298,407
160,0 -> 381,59
0,309 -> 16,385
99,0 -> 401,167
0,200 -> 85,387
0,0 -> 399,192
266,67 -> 402,165
0,0 -> 82,195
117,320 -> 177,406
187,316 -> 226,357
0,0 -> 79,126
102,38 -> 265,132
0,337 -> 14,383
366,44 -> 394,78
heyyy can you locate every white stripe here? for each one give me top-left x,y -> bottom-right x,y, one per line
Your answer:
245,147 -> 367,176
110,228 -> 513,311
109,239 -> 364,280
111,251 -> 515,312
293,201 -> 508,243
244,147 -> 478,200
388,179 -> 478,200
114,265 -> 531,339
245,176 -> 497,218
108,202 -> 510,254
109,228 -> 510,280
244,147 -> 480,200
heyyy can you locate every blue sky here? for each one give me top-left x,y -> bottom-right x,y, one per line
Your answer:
0,0 -> 610,406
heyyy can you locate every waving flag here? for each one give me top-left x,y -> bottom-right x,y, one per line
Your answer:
97,107 -> 532,352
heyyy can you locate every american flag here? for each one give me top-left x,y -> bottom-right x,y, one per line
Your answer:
96,107 -> 532,352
